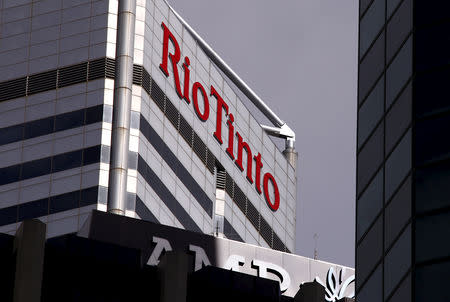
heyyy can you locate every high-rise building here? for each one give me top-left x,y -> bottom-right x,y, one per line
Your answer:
357,1 -> 450,301
0,0 -> 297,252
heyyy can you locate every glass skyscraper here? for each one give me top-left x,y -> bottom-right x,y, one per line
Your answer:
357,1 -> 450,301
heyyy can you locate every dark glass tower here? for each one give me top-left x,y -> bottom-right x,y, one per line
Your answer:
357,1 -> 450,301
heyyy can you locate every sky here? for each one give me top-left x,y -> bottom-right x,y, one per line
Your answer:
169,0 -> 358,267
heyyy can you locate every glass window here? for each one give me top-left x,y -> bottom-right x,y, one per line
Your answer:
49,191 -> 79,214
386,0 -> 412,61
387,273 -> 411,302
386,37 -> 412,107
415,22 -> 450,72
359,32 -> 385,104
385,176 -> 411,247
54,110 -> 84,132
357,169 -> 383,240
416,211 -> 450,263
360,0 -> 374,17
416,161 -> 450,213
385,83 -> 412,154
415,68 -> 450,118
18,198 -> 48,221
102,105 -> 113,124
21,157 -> 51,180
356,264 -> 382,302
83,145 -> 101,166
0,206 -> 17,227
415,114 -> 450,165
415,261 -> 450,302
384,225 -> 411,297
359,0 -> 385,57
385,129 -> 411,199
0,124 -> 23,146
358,123 -> 384,194
0,165 -> 21,186
80,186 -> 99,207
85,105 -> 104,125
387,0 -> 402,17
24,117 -> 54,140
52,150 -> 82,173
357,216 -> 383,286
358,78 -> 384,149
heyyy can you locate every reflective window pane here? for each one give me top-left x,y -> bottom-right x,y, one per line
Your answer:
358,78 -> 384,149
384,225 -> 411,297
385,176 -> 411,247
359,32 -> 385,104
21,157 -> 51,180
83,145 -> 101,166
385,129 -> 411,199
49,191 -> 79,214
0,124 -> 23,146
18,198 -> 48,221
0,206 -> 17,227
357,169 -> 383,240
387,0 -> 402,18
416,261 -> 450,302
386,37 -> 412,107
415,22 -> 450,72
386,0 -> 412,61
388,273 -> 411,302
80,186 -> 99,207
55,110 -> 84,132
358,122 -> 384,194
0,165 -> 21,186
415,114 -> 450,165
359,0 -> 385,57
360,0 -> 373,17
357,264 -> 381,302
357,216 -> 383,286
385,83 -> 411,154
416,161 -> 450,213
416,211 -> 450,263
86,105 -> 104,124
52,150 -> 82,173
415,68 -> 450,117
24,117 -> 54,140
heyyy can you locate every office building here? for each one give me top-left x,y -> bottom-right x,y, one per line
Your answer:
357,0 -> 450,301
0,0 -> 297,252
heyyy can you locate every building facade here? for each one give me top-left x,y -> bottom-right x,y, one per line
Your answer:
0,0 -> 296,252
357,0 -> 450,301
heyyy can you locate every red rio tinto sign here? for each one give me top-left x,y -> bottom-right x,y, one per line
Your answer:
159,22 -> 280,212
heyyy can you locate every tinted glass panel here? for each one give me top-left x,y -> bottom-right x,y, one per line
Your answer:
386,37 -> 412,107
386,0 -> 412,61
80,186 -> 98,207
83,145 -> 101,165
54,110 -> 84,132
18,198 -> 48,220
385,176 -> 411,247
356,216 -> 383,286
24,117 -> 54,140
22,158 -> 51,180
359,32 -> 385,104
85,105 -> 103,124
52,150 -> 82,173
0,165 -> 21,186
416,211 -> 450,263
415,114 -> 450,165
0,124 -> 23,145
384,225 -> 411,297
387,0 -> 402,17
415,22 -> 450,72
358,78 -> 384,149
357,169 -> 383,240
388,273 -> 411,302
49,191 -> 79,214
385,130 -> 411,199
416,261 -> 450,302
415,68 -> 450,117
416,161 -> 450,213
358,123 -> 384,194
359,0 -> 385,57
0,206 -> 17,227
360,0 -> 374,17
385,83 -> 412,153
415,2 -> 450,26
356,264 -> 381,302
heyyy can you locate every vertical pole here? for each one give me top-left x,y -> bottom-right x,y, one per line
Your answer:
283,139 -> 298,170
107,0 -> 136,215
